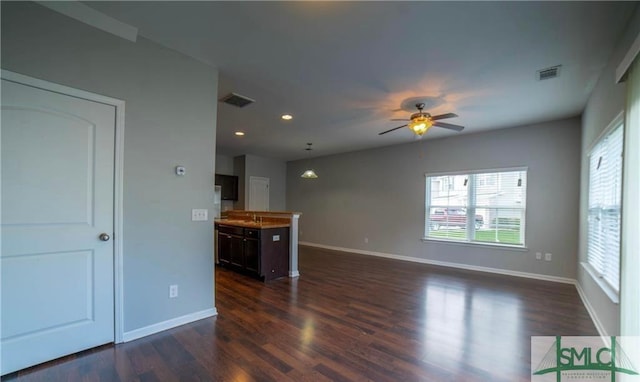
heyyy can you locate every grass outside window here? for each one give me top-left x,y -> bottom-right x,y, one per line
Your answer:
428,228 -> 522,245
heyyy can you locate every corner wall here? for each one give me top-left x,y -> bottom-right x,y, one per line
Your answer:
233,155 -> 246,210
287,118 -> 582,280
215,154 -> 236,212
1,2 -> 218,333
231,154 -> 287,211
244,154 -> 287,211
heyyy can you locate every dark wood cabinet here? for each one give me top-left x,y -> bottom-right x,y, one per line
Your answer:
218,233 -> 231,265
260,228 -> 290,281
218,225 -> 243,266
243,235 -> 260,275
229,235 -> 244,268
216,224 -> 289,281
215,174 -> 238,201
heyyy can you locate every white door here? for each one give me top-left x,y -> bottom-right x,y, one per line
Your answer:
1,78 -> 116,374
249,176 -> 269,211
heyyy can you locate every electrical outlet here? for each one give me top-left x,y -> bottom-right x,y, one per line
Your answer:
191,209 -> 208,221
535,252 -> 542,260
169,284 -> 178,298
544,253 -> 552,262
364,237 -> 369,244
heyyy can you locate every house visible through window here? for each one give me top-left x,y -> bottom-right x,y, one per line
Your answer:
424,169 -> 527,247
586,119 -> 623,294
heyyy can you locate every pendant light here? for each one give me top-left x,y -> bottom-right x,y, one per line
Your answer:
300,143 -> 318,179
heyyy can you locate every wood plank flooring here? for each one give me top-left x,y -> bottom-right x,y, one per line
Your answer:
3,246 -> 597,381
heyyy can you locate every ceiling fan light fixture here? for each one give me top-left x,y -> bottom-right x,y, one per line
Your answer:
409,116 -> 433,136
301,169 -> 318,179
379,103 -> 463,137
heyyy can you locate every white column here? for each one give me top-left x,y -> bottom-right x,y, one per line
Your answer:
289,213 -> 301,277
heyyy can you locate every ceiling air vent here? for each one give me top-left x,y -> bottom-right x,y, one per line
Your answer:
536,65 -> 561,81
219,92 -> 255,108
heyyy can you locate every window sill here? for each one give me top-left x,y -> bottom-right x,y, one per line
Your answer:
580,262 -> 620,304
421,237 -> 529,252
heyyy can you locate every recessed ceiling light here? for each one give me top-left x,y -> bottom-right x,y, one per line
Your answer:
235,131 -> 245,136
281,114 -> 293,120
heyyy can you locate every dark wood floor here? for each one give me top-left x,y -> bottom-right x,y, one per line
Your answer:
3,246 -> 597,381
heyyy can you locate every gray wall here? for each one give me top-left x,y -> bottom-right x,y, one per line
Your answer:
2,2 -> 218,332
578,5 -> 640,336
215,154 -> 234,175
288,118 -> 582,279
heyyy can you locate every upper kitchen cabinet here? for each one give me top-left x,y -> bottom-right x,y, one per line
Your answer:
215,174 -> 239,200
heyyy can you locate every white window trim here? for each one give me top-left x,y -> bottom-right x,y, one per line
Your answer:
424,166 -> 528,178
421,237 -> 529,251
581,262 -> 620,304
423,167 -> 528,249
587,111 -> 624,155
585,111 -> 624,302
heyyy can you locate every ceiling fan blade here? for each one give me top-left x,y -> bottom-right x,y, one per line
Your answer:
390,118 -> 410,121
431,113 -> 458,121
379,124 -> 407,135
433,121 -> 464,132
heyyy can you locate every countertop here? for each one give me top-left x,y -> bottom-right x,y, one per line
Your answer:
214,219 -> 290,229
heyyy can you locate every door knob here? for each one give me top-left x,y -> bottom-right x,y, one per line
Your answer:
99,233 -> 111,242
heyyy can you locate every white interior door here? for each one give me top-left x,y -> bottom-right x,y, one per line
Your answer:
1,78 -> 116,374
249,176 -> 269,211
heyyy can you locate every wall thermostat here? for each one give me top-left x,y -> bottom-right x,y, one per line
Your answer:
175,166 -> 186,176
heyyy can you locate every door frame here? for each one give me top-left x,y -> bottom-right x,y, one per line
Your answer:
2,69 -> 126,343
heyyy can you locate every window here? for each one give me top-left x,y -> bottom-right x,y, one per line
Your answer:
587,120 -> 623,293
425,169 -> 527,247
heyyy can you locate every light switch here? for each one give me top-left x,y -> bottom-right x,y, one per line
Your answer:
191,209 -> 208,221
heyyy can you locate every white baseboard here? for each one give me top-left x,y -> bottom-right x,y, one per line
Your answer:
299,241 -> 576,284
122,307 -> 218,342
574,282 -> 608,337
289,270 -> 300,278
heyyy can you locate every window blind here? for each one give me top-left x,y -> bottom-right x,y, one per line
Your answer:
587,123 -> 623,292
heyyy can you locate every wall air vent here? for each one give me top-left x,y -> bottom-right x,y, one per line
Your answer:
219,93 -> 255,108
536,65 -> 561,81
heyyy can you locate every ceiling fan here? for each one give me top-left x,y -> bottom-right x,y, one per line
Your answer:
379,103 -> 464,137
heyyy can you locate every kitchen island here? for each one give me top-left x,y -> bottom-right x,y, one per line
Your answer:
215,211 -> 301,281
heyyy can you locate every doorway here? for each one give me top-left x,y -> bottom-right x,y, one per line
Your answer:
0,70 -> 124,374
248,176 -> 270,211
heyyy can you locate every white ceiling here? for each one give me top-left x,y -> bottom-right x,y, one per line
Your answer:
87,1 -> 636,161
